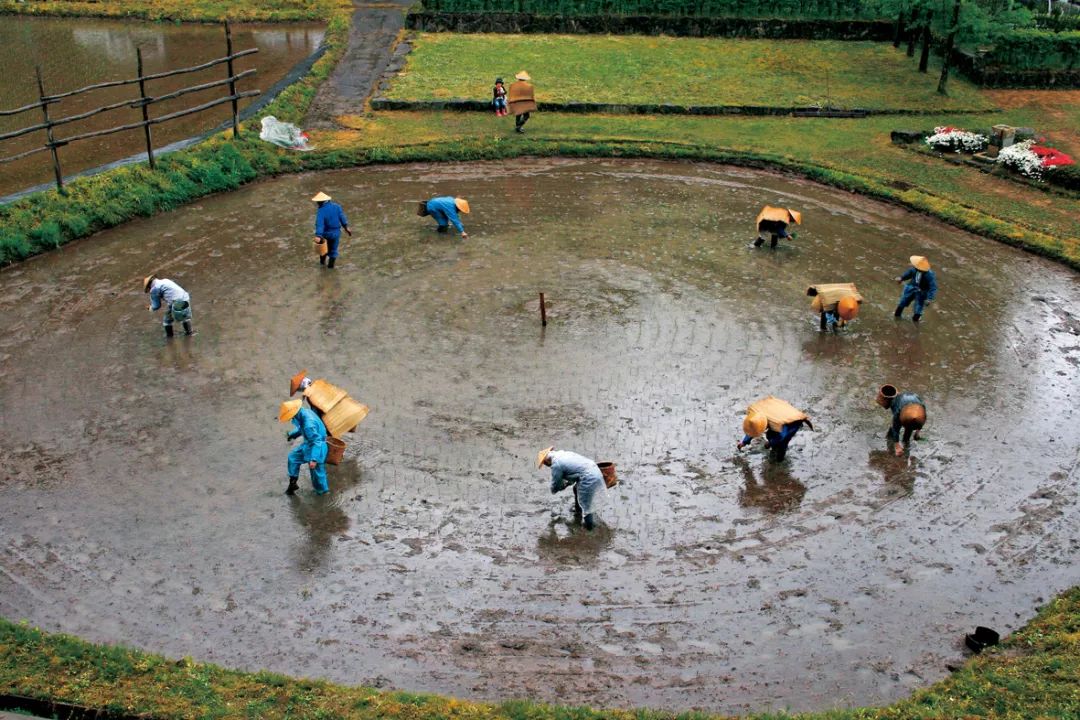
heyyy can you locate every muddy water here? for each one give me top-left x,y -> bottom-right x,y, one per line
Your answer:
0,16 -> 324,197
0,159 -> 1078,715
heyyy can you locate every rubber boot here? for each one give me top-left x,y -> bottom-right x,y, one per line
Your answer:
770,235 -> 779,248
182,320 -> 195,336
327,257 -> 336,269
285,476 -> 299,495
753,236 -> 764,248
319,255 -> 326,265
819,312 -> 827,331
437,225 -> 449,234
912,313 -> 921,323
164,324 -> 174,338
583,513 -> 595,531
894,306 -> 903,318
573,485 -> 582,516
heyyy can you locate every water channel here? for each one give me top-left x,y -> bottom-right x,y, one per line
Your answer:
0,16 -> 324,197
0,159 -> 1077,714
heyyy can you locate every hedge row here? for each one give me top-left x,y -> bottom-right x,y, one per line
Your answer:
418,0 -> 886,19
405,11 -> 893,38
981,29 -> 1080,70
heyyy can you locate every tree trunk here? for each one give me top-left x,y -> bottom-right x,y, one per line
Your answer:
906,7 -> 919,56
918,10 -> 934,72
893,9 -> 905,47
938,0 -> 962,95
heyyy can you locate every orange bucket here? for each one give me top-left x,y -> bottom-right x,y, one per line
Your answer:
314,238 -> 327,257
325,437 -> 346,465
597,461 -> 618,489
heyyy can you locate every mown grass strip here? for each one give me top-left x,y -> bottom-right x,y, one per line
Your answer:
1,587 -> 1078,719
383,34 -> 992,112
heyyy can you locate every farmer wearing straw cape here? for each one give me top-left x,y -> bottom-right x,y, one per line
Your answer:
143,274 -> 194,338
537,447 -> 604,530
417,197 -> 470,239
807,283 -> 862,332
279,398 -> 330,496
508,70 -> 537,134
311,191 -> 351,269
736,396 -> 813,462
894,255 -> 938,323
754,206 -> 801,248
876,386 -> 927,456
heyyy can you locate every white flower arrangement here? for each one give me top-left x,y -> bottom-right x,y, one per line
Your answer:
997,139 -> 1045,179
925,126 -> 989,153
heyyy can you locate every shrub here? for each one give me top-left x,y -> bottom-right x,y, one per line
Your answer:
925,126 -> 989,153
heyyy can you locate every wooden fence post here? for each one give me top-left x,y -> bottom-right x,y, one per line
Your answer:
35,66 -> 64,194
224,20 -> 240,138
136,48 -> 156,169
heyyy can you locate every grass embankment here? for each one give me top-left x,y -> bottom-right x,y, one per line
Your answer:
384,34 -> 993,112
2,588 -> 1078,718
0,0 -> 347,22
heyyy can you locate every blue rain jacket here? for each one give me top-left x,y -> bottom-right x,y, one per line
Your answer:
286,407 -> 328,464
314,201 -> 349,240
426,196 -> 465,233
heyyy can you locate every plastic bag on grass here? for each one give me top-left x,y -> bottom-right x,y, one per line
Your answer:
259,115 -> 313,151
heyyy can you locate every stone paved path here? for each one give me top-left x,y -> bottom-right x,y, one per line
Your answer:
306,0 -> 413,127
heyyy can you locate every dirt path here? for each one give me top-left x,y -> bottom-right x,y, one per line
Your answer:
306,0 -> 413,127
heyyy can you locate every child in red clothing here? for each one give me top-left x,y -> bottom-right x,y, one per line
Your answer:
492,77 -> 508,117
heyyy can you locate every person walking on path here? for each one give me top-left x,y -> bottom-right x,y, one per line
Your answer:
418,196 -> 470,239
143,274 -> 194,338
538,447 -> 604,530
754,206 -> 801,248
280,398 -> 330,496
508,71 -> 537,134
894,255 -> 937,322
312,191 -> 352,269
876,385 -> 927,456
736,396 -> 813,462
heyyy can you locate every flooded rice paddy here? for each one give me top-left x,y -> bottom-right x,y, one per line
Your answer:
0,159 -> 1078,714
0,16 -> 324,197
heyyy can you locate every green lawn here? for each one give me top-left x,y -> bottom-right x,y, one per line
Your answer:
0,0 -> 347,21
385,34 -> 994,112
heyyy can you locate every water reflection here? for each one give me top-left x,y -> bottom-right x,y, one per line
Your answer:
734,456 -> 807,514
867,448 -> 922,496
536,517 -> 615,564
0,16 -> 324,196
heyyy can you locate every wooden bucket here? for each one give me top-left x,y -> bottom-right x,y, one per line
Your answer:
877,384 -> 898,408
325,437 -> 346,465
597,461 -> 618,489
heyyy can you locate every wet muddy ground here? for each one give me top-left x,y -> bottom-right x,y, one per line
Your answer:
0,159 -> 1078,715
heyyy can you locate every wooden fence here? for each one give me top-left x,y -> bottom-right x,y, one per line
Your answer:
0,21 -> 259,194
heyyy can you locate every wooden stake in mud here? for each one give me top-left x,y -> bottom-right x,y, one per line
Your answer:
35,67 -> 64,194
224,20 -> 240,138
539,292 -> 547,327
136,48 -> 155,169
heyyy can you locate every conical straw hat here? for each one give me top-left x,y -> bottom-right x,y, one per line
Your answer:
899,403 -> 926,428
536,446 -> 554,468
289,370 -> 308,396
515,71 -> 531,81
787,209 -> 802,225
143,274 -> 156,292
278,398 -> 302,423
454,198 -> 470,214
311,191 -> 331,202
743,412 -> 767,438
910,255 -> 930,271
